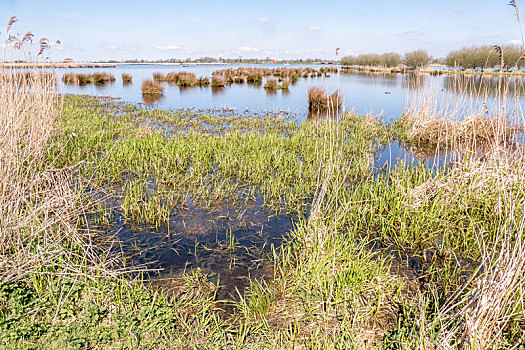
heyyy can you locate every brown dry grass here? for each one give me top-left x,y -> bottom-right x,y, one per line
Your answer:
308,87 -> 342,113
176,72 -> 197,87
400,77 -> 524,159
0,66 -> 120,285
141,79 -> 164,95
122,73 -> 132,84
211,74 -> 226,87
62,72 -> 115,86
264,78 -> 279,90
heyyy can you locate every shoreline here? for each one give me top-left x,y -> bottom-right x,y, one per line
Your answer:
0,62 -> 332,69
341,65 -> 525,76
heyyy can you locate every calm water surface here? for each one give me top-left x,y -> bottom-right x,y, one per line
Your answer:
57,64 -> 525,123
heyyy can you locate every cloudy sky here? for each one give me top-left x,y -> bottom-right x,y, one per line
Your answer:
0,0 -> 522,61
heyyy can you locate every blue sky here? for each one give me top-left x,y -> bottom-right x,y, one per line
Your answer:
0,0 -> 522,61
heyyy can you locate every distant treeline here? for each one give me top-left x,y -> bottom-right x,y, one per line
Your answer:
340,50 -> 432,69
340,53 -> 403,67
340,45 -> 525,69
445,45 -> 525,69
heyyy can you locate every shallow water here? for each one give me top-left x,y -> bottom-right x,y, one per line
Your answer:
56,64 -> 525,123
95,193 -> 293,300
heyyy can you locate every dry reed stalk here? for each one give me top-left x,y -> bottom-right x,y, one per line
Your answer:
409,147 -> 525,209
0,67 -> 115,284
0,22 -> 135,289
431,193 -> 525,349
401,77 -> 524,158
308,87 -> 342,115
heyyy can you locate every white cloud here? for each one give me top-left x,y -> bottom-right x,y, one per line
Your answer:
50,41 -> 64,51
258,17 -> 270,23
190,20 -> 201,24
309,26 -> 321,31
156,45 -> 183,51
237,46 -> 259,52
507,39 -> 522,46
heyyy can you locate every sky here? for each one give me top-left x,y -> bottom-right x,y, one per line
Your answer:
0,0 -> 523,61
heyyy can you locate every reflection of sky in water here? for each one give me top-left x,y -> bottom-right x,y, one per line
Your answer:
55,64 -> 525,123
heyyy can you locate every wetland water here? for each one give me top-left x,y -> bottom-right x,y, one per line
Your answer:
69,65 -> 524,297
57,64 -> 525,122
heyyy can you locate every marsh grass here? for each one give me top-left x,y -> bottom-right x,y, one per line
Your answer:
62,72 -> 115,86
141,79 -> 164,96
121,73 -> 132,84
211,74 -> 226,87
5,9 -> 525,349
263,77 -> 279,90
176,72 -> 198,87
308,87 -> 342,116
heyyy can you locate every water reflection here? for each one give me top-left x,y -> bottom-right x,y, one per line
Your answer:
211,86 -> 225,95
443,74 -> 525,96
56,64 -> 525,122
403,73 -> 427,90
142,93 -> 164,105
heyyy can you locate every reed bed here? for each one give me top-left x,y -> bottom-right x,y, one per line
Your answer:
263,78 -> 279,89
211,73 -> 226,87
62,72 -> 115,86
211,66 -> 337,86
308,86 -> 342,113
398,76 -> 524,156
176,72 -> 197,87
141,79 -> 164,96
153,71 -> 208,87
121,73 -> 132,84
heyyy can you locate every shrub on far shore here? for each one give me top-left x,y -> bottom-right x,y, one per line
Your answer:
404,50 -> 431,69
